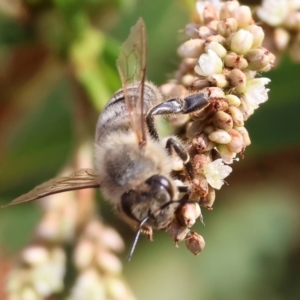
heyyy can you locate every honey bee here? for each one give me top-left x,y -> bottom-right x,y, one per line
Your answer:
4,18 -> 211,259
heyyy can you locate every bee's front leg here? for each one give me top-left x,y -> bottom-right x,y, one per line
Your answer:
146,92 -> 211,140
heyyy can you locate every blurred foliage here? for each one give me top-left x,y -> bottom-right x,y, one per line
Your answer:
0,0 -> 300,299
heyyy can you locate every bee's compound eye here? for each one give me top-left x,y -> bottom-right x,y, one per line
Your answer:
145,175 -> 174,199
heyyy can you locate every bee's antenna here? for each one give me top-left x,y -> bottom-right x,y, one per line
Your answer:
127,216 -> 149,261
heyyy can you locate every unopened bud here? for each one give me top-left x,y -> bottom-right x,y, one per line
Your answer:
190,78 -> 210,90
177,39 -> 204,58
284,12 -> 300,31
274,28 -> 290,51
224,52 -> 248,69
205,41 -> 227,58
209,129 -> 232,144
185,23 -> 200,38
208,74 -> 229,88
160,83 -> 187,99
230,29 -> 253,55
167,219 -> 190,245
179,57 -> 198,73
22,246 -> 49,266
244,49 -> 270,71
245,24 -> 265,48
182,74 -> 198,87
234,126 -> 251,146
219,1 -> 240,20
233,5 -> 253,28
199,25 -> 217,39
192,134 -> 214,152
178,203 -> 202,228
200,185 -> 215,209
229,68 -> 246,93
227,106 -> 244,126
74,240 -> 95,269
96,249 -> 122,274
217,144 -> 237,164
185,231 -> 205,255
203,3 -> 218,24
212,111 -> 233,131
225,94 -> 241,107
206,34 -> 226,45
227,129 -> 244,153
217,18 -> 238,37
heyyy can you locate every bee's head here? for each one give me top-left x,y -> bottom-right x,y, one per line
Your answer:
120,175 -> 179,230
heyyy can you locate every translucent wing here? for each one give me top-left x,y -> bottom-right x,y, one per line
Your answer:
116,18 -> 147,146
3,168 -> 100,207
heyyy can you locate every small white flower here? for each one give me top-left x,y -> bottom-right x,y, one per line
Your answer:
242,77 -> 271,115
257,0 -> 288,26
194,49 -> 223,76
203,158 -> 232,189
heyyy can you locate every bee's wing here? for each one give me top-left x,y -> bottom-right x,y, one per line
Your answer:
3,168 -> 100,207
116,18 -> 147,146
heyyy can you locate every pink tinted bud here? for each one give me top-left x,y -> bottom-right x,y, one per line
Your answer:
227,106 -> 244,126
217,18 -> 238,37
229,68 -> 247,93
233,6 -> 253,28
177,39 -> 204,58
227,129 -> 244,153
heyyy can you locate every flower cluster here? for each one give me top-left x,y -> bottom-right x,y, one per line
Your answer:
6,168 -> 135,300
162,0 -> 273,211
256,0 -> 300,62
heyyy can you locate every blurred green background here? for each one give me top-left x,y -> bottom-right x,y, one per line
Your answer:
0,0 -> 300,299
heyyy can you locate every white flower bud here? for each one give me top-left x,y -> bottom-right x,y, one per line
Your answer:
230,29 -> 253,54
74,240 -> 95,269
227,106 -> 244,126
208,74 -> 229,88
274,27 -> 290,51
225,94 -> 241,107
209,129 -> 232,144
235,126 -> 251,146
233,5 -> 253,28
245,25 -> 265,48
205,41 -> 227,58
219,1 -> 240,20
178,39 -> 205,58
22,246 -> 49,266
69,269 -> 105,300
194,49 -> 223,76
96,249 -> 122,274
